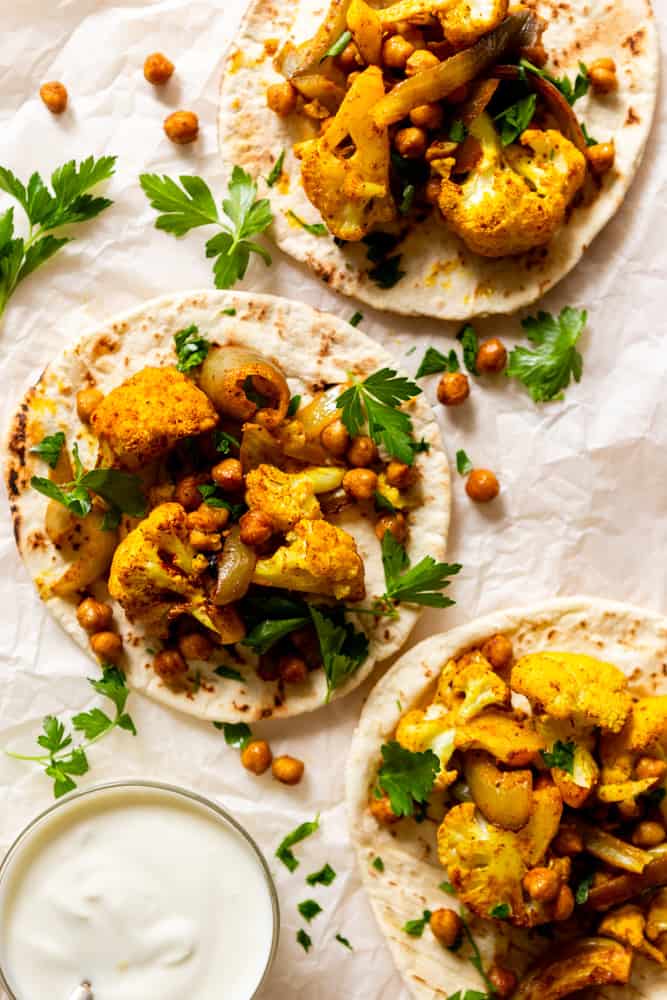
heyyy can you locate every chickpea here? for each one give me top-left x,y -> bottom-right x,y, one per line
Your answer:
347,435 -> 378,467
466,469 -> 500,503
90,631 -> 123,662
187,504 -> 229,533
76,597 -> 113,633
320,419 -> 350,457
40,81 -> 68,114
211,458 -> 244,492
481,634 -> 513,672
239,510 -> 273,547
588,57 -> 618,94
178,632 -> 214,661
487,966 -> 518,1000
385,460 -> 415,489
476,337 -> 507,374
429,908 -> 462,948
291,626 -> 322,667
633,820 -> 666,848
425,176 -> 442,204
375,512 -> 408,543
337,41 -> 362,72
553,885 -> 575,922
143,52 -> 175,85
523,866 -> 560,902
279,655 -> 308,685
369,793 -> 400,825
164,110 -> 199,145
266,81 -> 298,116
76,387 -> 103,423
553,826 -> 584,856
257,655 -> 281,682
409,103 -> 444,130
154,648 -> 187,681
636,757 -> 667,781
394,126 -> 427,160
437,371 -> 470,406
381,34 -> 414,70
189,528 -> 222,552
174,475 -> 205,511
618,798 -> 643,821
241,739 -> 273,775
405,49 -> 440,77
272,754 -> 305,785
343,468 -> 378,501
587,141 -> 616,176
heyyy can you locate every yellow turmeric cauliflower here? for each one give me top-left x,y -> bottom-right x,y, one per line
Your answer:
435,651 -> 511,722
295,67 -> 396,241
252,518 -> 365,601
599,695 -> 667,788
456,710 -> 544,766
439,0 -> 508,48
511,651 -> 632,733
598,905 -> 667,966
91,367 -> 218,470
244,464 -> 345,532
396,705 -> 458,789
437,113 -> 586,258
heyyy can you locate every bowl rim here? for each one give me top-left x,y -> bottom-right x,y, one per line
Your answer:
0,778 -> 280,1000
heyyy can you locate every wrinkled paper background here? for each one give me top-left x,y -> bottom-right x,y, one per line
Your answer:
0,2 -> 665,997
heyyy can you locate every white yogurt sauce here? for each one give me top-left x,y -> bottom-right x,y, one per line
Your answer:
0,786 -> 276,1000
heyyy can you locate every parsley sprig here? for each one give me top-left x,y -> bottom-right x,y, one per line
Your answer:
0,156 -> 116,321
337,368 -> 422,465
310,606 -> 369,702
375,740 -> 439,818
520,59 -> 590,106
507,307 -> 586,402
140,166 -> 272,289
495,93 -> 537,146
6,666 -> 136,798
276,815 -> 320,872
377,533 -> 461,615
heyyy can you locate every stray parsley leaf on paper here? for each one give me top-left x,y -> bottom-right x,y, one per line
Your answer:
416,347 -> 460,378
403,909 -> 432,937
507,307 -> 586,402
276,815 -> 320,872
306,863 -> 336,887
378,533 -> 461,613
298,900 -> 323,922
456,449 -> 473,476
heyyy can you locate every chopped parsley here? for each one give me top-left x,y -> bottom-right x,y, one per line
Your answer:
298,900 -> 323,922
214,430 -> 240,454
495,93 -> 537,146
197,483 -> 246,520
542,739 -> 576,774
375,740 -> 439,818
403,909 -> 432,937
372,856 -> 385,873
440,881 -> 456,895
349,311 -> 363,327
30,431 -> 65,469
457,325 -> 479,375
335,933 -> 353,950
287,394 -> 301,417
219,722 -> 252,749
399,184 -> 416,215
507,307 -> 587,402
490,902 -> 511,919
520,58 -> 590,106
456,449 -> 473,476
322,29 -> 352,60
222,306 -> 237,315
337,367 -> 422,465
266,150 -> 285,187
378,532 -> 461,612
307,863 -> 336,886
581,122 -> 599,147
369,254 -> 406,289
214,665 -> 244,682
174,324 -> 209,372
416,347 -> 460,378
374,491 -> 397,514
276,815 -> 320,872
287,210 -> 328,236
297,928 -> 312,952
575,873 -> 594,905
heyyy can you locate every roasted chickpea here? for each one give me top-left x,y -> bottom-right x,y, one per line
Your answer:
523,866 -> 561,902
466,469 -> 500,503
343,468 -> 378,501
476,337 -> 507,374
320,419 -> 350,457
211,458 -> 244,492
394,126 -> 427,159
272,754 -> 305,785
239,510 -> 273,547
163,110 -> 199,145
187,504 -> 229,533
409,102 -> 444,130
429,908 -> 462,948
587,141 -> 616,176
90,631 -> 123,662
40,81 -> 68,114
266,81 -> 297,116
553,885 -> 575,922
189,528 -> 222,552
385,460 -> 415,489
487,966 -> 518,999
481,634 -> 513,672
279,655 -> 308,685
437,371 -> 470,406
76,387 -> 104,423
347,435 -> 378,467
588,57 -> 618,94
618,798 -> 643,821
381,34 -> 414,70
425,176 -> 442,204
178,632 -> 214,661
257,654 -> 281,682
291,626 -> 322,667
241,739 -> 273,775
405,49 -> 440,76
174,475 -> 205,511
375,512 -> 408,543
337,41 -> 362,72
369,793 -> 400,825
143,52 -> 175,85
636,757 -> 667,781
154,648 -> 187,681
77,597 -> 113,633
553,825 -> 584,856
633,820 -> 666,848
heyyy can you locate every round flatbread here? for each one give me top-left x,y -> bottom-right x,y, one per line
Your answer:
346,596 -> 667,999
5,290 -> 450,723
219,0 -> 658,320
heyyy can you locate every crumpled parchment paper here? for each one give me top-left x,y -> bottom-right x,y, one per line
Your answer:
0,2 -> 665,998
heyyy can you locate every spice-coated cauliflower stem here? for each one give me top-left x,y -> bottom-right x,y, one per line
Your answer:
244,463 -> 345,532
295,67 -> 396,241
437,113 -> 586,258
252,517 -> 365,601
91,366 -> 219,470
108,502 -> 244,642
439,0 -> 509,48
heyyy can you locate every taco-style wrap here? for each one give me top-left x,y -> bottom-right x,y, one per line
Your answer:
5,290 -> 453,724
347,597 -> 667,998
219,0 -> 657,320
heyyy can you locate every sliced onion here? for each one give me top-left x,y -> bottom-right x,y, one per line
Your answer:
199,347 -> 290,430
275,0 -> 353,79
297,386 -> 343,439
578,821 -> 652,874
459,78 -> 500,126
586,845 -> 667,911
214,527 -> 257,606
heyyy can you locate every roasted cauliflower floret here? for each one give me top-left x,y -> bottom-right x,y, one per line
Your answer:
599,695 -> 667,788
598,905 -> 667,967
108,502 -> 244,641
456,710 -> 544,766
245,463 -> 345,532
295,67 -> 396,241
91,367 -> 218,470
252,518 -> 365,601
435,651 -> 510,722
396,705 -> 458,789
437,113 -> 586,258
439,0 -> 508,48
511,651 -> 632,733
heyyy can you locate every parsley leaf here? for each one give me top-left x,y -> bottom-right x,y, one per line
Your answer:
309,606 -> 369,702
457,325 -> 479,375
416,347 -> 459,378
456,449 -> 473,476
215,430 -> 240,454
403,909 -> 432,937
399,184 -> 416,215
221,722 -> 252,749
449,120 -> 467,143
336,933 -> 353,950
243,616 -> 310,654
298,899 -> 323,922
369,254 -> 405,289
197,483 -> 246,520
581,122 -> 599,147
337,368 -> 422,465
372,856 -> 385,872
307,863 -> 336,886
276,815 -> 320,872
507,307 -> 587,402
495,93 -> 537,146
460,915 -> 496,995
542,739 -> 576,774
575,874 -> 594,905
374,490 -> 397,514
322,29 -> 352,60
297,928 -> 312,952
379,532 -> 461,610
287,210 -> 328,236
141,166 -> 272,289
490,902 -> 511,919
287,394 -> 302,417
30,431 -> 65,469
440,881 -> 456,895
375,740 -> 439,817
174,324 -> 209,372
520,59 -> 590,106
447,992 -> 490,1000
266,150 -> 285,187
349,311 -> 363,327
214,665 -> 244,682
